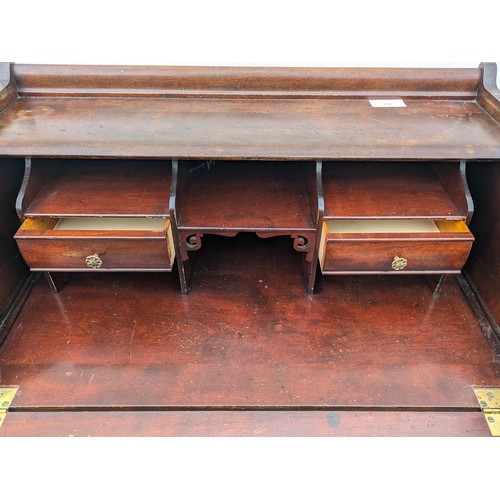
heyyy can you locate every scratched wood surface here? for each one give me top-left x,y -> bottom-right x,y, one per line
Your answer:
0,98 -> 499,159
0,410 -> 490,437
1,234 -> 498,411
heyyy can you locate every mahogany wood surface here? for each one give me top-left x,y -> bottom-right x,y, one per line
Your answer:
435,162 -> 474,224
321,230 -> 474,273
0,410 -> 490,437
1,64 -> 499,436
15,233 -> 173,271
321,240 -> 473,273
178,161 -> 315,231
323,162 -> 465,219
13,65 -> 481,99
0,98 -> 499,160
1,235 -> 498,410
25,160 -> 171,217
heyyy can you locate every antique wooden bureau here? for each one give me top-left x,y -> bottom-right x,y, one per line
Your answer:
0,63 -> 499,435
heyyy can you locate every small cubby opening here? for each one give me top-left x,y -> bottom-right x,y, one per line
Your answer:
186,232 -> 305,282
22,159 -> 172,218
322,161 -> 467,220
177,160 -> 316,232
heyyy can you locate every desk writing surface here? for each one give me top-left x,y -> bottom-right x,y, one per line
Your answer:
0,96 -> 499,159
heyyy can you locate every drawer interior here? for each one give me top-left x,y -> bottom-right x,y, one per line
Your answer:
325,219 -> 470,234
53,217 -> 168,232
18,217 -> 169,234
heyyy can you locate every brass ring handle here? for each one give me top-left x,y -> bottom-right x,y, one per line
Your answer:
392,256 -> 408,271
85,254 -> 103,269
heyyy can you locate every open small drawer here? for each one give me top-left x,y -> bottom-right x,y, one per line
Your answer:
15,217 -> 175,271
319,219 -> 474,274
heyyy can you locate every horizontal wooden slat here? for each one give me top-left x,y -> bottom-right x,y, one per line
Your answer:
0,410 -> 490,437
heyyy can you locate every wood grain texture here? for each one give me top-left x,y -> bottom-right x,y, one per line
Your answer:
16,231 -> 173,272
323,162 -> 466,219
0,64 -> 498,437
178,161 -> 315,231
13,64 -> 481,99
25,159 -> 172,217
0,410 -> 490,437
0,98 -> 498,159
321,240 -> 473,274
1,234 -> 498,409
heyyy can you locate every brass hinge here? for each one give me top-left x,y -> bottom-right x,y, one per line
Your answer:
473,387 -> 500,437
0,387 -> 18,428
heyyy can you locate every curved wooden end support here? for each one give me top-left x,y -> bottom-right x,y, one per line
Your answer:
459,161 -> 474,225
0,62 -> 18,113
435,160 -> 474,224
15,158 -> 32,222
477,62 -> 500,123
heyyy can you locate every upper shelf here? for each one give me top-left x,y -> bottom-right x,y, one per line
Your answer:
0,63 -> 499,160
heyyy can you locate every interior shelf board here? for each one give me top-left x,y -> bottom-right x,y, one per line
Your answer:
323,162 -> 465,219
179,162 -> 316,231
25,160 -> 172,217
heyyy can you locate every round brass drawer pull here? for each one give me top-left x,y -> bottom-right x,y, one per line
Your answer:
85,254 -> 103,269
392,256 -> 408,270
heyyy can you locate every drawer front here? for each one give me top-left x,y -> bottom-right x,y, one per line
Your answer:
320,239 -> 473,273
16,229 -> 175,271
